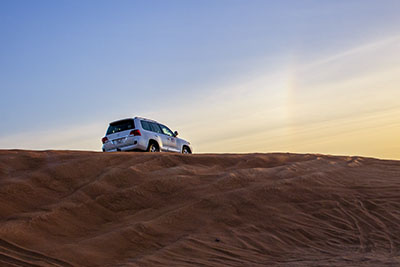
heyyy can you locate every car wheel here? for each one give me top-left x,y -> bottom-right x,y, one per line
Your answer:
182,146 -> 191,154
148,142 -> 160,152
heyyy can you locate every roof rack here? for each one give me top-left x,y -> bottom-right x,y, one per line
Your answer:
134,116 -> 158,123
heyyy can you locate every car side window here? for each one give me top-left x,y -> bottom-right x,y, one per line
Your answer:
159,124 -> 174,137
140,120 -> 151,131
150,122 -> 163,134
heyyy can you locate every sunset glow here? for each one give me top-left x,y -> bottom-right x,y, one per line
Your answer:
1,1 -> 399,159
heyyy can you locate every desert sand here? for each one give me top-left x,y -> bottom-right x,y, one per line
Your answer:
0,150 -> 400,266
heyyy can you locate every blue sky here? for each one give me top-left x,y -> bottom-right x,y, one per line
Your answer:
1,1 -> 400,158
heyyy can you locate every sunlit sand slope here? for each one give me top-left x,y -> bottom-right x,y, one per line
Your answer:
1,150 -> 400,266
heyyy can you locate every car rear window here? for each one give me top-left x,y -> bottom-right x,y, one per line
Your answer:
106,119 -> 135,135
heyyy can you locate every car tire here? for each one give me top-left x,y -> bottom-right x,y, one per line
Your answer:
148,142 -> 160,152
182,146 -> 191,154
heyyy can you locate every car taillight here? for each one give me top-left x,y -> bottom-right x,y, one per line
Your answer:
102,137 -> 108,144
130,129 -> 141,136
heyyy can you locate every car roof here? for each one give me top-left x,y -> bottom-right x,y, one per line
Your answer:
109,116 -> 159,125
134,116 -> 159,123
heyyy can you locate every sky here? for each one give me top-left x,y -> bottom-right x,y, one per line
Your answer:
1,0 -> 400,159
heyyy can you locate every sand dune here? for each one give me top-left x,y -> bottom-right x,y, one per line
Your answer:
0,150 -> 400,266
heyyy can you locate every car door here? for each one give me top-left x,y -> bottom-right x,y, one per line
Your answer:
149,122 -> 168,152
158,124 -> 179,152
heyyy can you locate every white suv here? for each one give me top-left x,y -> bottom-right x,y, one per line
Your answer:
101,117 -> 193,153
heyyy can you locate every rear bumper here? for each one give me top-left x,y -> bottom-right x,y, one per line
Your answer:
103,144 -> 140,152
102,137 -> 147,152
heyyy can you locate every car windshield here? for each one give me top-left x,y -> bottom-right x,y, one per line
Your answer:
106,119 -> 135,135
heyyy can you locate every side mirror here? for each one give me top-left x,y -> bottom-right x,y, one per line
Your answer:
174,131 -> 179,137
